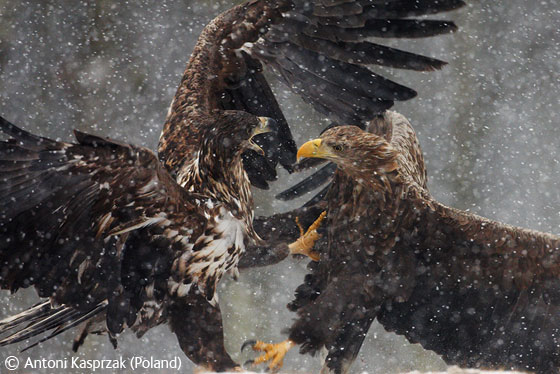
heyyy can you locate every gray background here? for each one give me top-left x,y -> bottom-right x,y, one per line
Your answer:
0,0 -> 559,373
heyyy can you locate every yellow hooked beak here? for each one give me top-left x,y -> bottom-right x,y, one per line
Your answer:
248,117 -> 275,156
297,139 -> 333,161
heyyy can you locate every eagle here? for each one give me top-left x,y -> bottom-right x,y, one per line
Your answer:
0,112 -> 278,371
245,112 -> 560,374
0,0 -> 463,370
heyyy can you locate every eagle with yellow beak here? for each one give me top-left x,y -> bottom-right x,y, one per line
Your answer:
246,112 -> 560,374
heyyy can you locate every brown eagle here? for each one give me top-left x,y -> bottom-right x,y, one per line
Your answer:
246,112 -> 560,374
0,113 -> 274,371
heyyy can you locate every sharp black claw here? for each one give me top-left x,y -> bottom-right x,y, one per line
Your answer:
241,339 -> 257,352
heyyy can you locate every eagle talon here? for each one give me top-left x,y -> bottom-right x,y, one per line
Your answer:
288,211 -> 326,261
241,339 -> 257,352
243,339 -> 295,372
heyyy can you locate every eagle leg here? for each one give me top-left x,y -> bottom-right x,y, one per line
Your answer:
242,339 -> 295,372
287,211 -> 326,261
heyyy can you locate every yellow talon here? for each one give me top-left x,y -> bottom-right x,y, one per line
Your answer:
307,210 -> 327,232
296,216 -> 305,237
249,339 -> 295,371
288,211 -> 326,261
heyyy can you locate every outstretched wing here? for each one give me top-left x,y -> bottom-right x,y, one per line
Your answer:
0,116 -> 209,334
249,1 -> 457,123
159,0 -> 465,189
377,195 -> 560,373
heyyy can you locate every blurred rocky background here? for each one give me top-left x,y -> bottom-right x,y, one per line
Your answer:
0,0 -> 559,373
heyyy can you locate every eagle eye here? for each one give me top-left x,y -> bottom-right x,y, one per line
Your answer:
333,144 -> 344,152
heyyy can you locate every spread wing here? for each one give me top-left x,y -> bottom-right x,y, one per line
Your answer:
248,0 -> 464,122
159,0 -> 465,189
0,116 -> 220,336
376,193 -> 560,373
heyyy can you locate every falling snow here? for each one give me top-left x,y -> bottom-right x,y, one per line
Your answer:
0,1 -> 559,373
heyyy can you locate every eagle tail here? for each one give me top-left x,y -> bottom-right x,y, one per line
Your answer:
0,300 -> 107,351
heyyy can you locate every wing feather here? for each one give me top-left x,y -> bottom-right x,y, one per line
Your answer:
0,116 -> 208,337
376,193 -> 560,372
275,163 -> 336,201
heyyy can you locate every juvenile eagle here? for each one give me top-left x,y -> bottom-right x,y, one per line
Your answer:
247,112 -> 560,374
0,113 -> 272,372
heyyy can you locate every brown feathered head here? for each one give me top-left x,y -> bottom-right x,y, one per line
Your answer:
297,126 -> 399,182
203,110 -> 275,161
171,109 -> 275,200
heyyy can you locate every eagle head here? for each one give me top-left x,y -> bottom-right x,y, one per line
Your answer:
208,110 -> 275,158
297,126 -> 399,181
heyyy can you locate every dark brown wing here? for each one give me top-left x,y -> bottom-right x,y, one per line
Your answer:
0,116 -> 208,334
0,116 -> 240,370
223,51 -> 296,188
250,0 -> 464,123
254,0 -> 462,190
285,170 -> 388,373
377,194 -> 560,373
159,0 -> 465,188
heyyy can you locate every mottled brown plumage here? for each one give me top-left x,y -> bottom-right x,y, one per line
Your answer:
0,112 -> 266,371
250,112 -> 560,374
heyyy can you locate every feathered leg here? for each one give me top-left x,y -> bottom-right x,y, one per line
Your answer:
168,290 -> 239,372
244,275 -> 372,372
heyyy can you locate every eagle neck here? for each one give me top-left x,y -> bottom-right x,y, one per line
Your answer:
179,142 -> 256,238
361,170 -> 404,199
349,166 -> 425,209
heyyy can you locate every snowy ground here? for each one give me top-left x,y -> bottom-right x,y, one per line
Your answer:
200,367 -> 528,374
404,367 -> 528,374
